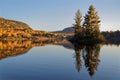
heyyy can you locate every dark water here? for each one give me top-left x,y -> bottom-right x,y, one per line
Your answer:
0,41 -> 120,80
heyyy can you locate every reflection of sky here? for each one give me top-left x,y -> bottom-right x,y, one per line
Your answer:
100,45 -> 120,79
0,45 -> 120,80
0,0 -> 120,31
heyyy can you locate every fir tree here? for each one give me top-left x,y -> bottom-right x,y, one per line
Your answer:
83,5 -> 100,38
74,10 -> 82,39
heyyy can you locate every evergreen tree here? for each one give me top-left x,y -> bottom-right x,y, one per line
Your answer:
74,10 -> 82,39
83,5 -> 100,38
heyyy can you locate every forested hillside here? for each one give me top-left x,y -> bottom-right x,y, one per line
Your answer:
0,17 -> 32,39
0,17 -> 60,40
0,17 -> 32,30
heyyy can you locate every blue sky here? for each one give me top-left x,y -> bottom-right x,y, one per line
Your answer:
0,0 -> 120,31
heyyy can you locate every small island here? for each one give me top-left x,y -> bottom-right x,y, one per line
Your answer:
69,5 -> 105,44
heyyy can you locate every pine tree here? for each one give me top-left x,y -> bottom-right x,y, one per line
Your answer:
74,10 -> 82,39
83,5 -> 100,38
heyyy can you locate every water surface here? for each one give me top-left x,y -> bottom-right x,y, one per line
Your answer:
0,41 -> 120,80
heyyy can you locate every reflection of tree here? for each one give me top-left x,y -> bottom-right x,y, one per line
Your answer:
83,44 -> 100,76
74,43 -> 82,72
75,49 -> 81,72
73,43 -> 101,76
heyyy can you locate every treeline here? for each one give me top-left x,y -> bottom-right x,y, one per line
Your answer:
102,30 -> 120,45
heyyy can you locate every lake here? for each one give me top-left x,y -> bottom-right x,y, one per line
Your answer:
0,40 -> 120,80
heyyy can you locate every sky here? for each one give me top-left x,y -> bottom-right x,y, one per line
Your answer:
0,0 -> 120,31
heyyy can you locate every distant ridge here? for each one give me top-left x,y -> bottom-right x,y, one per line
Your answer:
53,27 -> 74,33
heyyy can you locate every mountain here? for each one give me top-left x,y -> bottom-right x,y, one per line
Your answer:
0,17 -> 32,30
53,27 -> 74,33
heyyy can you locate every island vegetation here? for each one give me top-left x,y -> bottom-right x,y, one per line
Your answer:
70,5 -> 105,44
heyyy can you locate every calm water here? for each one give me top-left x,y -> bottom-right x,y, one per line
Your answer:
0,41 -> 120,80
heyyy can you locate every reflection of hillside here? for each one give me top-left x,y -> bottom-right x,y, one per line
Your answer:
0,41 -> 32,60
0,39 -> 71,60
